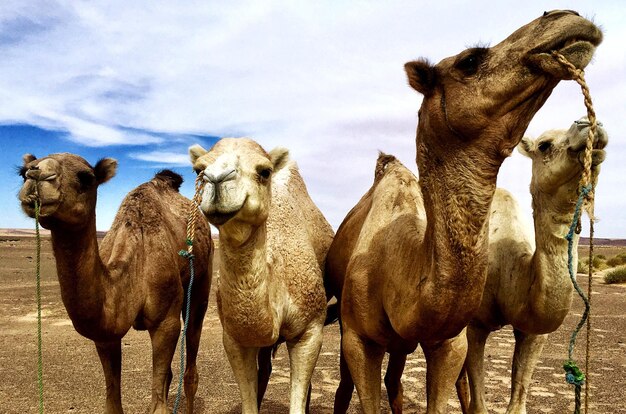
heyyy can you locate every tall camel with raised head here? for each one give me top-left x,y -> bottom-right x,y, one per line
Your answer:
189,138 -> 333,414
325,10 -> 602,414
460,118 -> 608,414
18,153 -> 212,414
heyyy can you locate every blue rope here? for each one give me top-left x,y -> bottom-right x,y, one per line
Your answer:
564,184 -> 592,414
173,247 -> 196,414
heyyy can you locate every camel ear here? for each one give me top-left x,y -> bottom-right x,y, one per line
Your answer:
517,136 -> 534,158
94,158 -> 117,184
269,147 -> 290,172
189,144 -> 208,165
404,59 -> 437,96
22,154 -> 36,166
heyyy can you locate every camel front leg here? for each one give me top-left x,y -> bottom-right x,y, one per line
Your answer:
385,352 -> 407,414
183,281 -> 210,414
287,322 -> 323,414
95,340 -> 123,414
421,328 -> 468,414
257,345 -> 274,409
506,330 -> 547,414
342,326 -> 385,414
465,324 -> 490,414
223,331 -> 260,414
149,316 -> 181,414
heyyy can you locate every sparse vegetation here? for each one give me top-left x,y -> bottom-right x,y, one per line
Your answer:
591,255 -> 607,270
607,253 -> 626,267
604,266 -> 626,284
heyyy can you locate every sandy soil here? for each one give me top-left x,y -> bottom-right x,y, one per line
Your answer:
1,234 -> 624,413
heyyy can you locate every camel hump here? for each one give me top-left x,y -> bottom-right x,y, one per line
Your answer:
153,169 -> 183,191
375,151 -> 398,181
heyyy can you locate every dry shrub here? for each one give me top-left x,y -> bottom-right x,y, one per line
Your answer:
604,266 -> 626,284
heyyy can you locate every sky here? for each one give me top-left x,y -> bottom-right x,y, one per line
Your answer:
1,1 -> 624,237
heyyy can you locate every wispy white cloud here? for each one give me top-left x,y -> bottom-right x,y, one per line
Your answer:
129,150 -> 190,166
1,0 -> 624,236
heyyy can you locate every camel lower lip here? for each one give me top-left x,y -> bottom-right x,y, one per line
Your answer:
554,40 -> 596,59
206,210 -> 238,225
21,201 -> 58,217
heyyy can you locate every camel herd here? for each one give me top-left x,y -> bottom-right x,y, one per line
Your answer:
17,9 -> 608,414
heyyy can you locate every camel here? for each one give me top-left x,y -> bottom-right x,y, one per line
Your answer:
460,117 -> 608,414
325,10 -> 602,414
18,153 -> 213,414
188,138 -> 334,414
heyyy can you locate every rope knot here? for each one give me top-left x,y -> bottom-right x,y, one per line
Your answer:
178,250 -> 195,260
564,361 -> 585,386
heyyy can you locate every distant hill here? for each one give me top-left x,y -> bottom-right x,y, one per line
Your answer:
579,237 -> 626,247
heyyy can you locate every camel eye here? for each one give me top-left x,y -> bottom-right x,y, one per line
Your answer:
258,168 -> 272,180
455,48 -> 487,76
538,141 -> 552,152
77,170 -> 96,189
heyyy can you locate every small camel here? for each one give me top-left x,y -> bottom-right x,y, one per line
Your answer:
459,118 -> 608,414
18,153 -> 213,414
189,138 -> 334,414
325,10 -> 602,414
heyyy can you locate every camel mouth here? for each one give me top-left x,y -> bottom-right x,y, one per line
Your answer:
205,209 -> 239,226
20,200 -> 60,218
567,148 -> 606,167
526,25 -> 602,78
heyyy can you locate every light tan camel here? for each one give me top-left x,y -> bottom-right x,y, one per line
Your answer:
460,118 -> 608,414
189,138 -> 333,414
325,10 -> 602,414
18,153 -> 213,414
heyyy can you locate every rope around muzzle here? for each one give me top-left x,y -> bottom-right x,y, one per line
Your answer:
173,174 -> 205,414
552,51 -> 598,414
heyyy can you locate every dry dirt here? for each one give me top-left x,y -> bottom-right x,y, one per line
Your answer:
1,234 -> 625,413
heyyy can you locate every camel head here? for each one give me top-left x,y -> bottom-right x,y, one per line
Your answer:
519,117 -> 608,209
189,138 -> 290,229
404,10 -> 602,163
18,153 -> 117,229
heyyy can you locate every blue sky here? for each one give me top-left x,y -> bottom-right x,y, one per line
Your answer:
1,124 -> 218,230
1,1 -> 625,237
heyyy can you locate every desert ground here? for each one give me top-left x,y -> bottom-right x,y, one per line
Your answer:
1,232 -> 625,413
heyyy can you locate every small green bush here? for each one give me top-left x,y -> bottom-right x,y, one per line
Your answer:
591,256 -> 607,270
577,260 -> 588,274
596,254 -> 606,260
604,266 -> 626,284
607,254 -> 626,267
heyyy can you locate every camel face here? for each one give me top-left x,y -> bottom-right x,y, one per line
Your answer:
190,138 -> 280,227
520,117 -> 608,197
405,10 -> 602,151
18,153 -> 117,228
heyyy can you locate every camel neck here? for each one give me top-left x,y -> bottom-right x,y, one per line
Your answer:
219,223 -> 268,286
218,223 -> 279,346
49,218 -> 106,329
525,195 -> 577,330
414,136 -> 499,336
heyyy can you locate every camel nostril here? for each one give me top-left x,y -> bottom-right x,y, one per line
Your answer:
204,169 -> 237,185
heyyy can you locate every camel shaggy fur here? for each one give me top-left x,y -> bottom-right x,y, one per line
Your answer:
189,138 -> 333,414
460,118 -> 608,414
325,10 -> 602,414
18,153 -> 213,414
